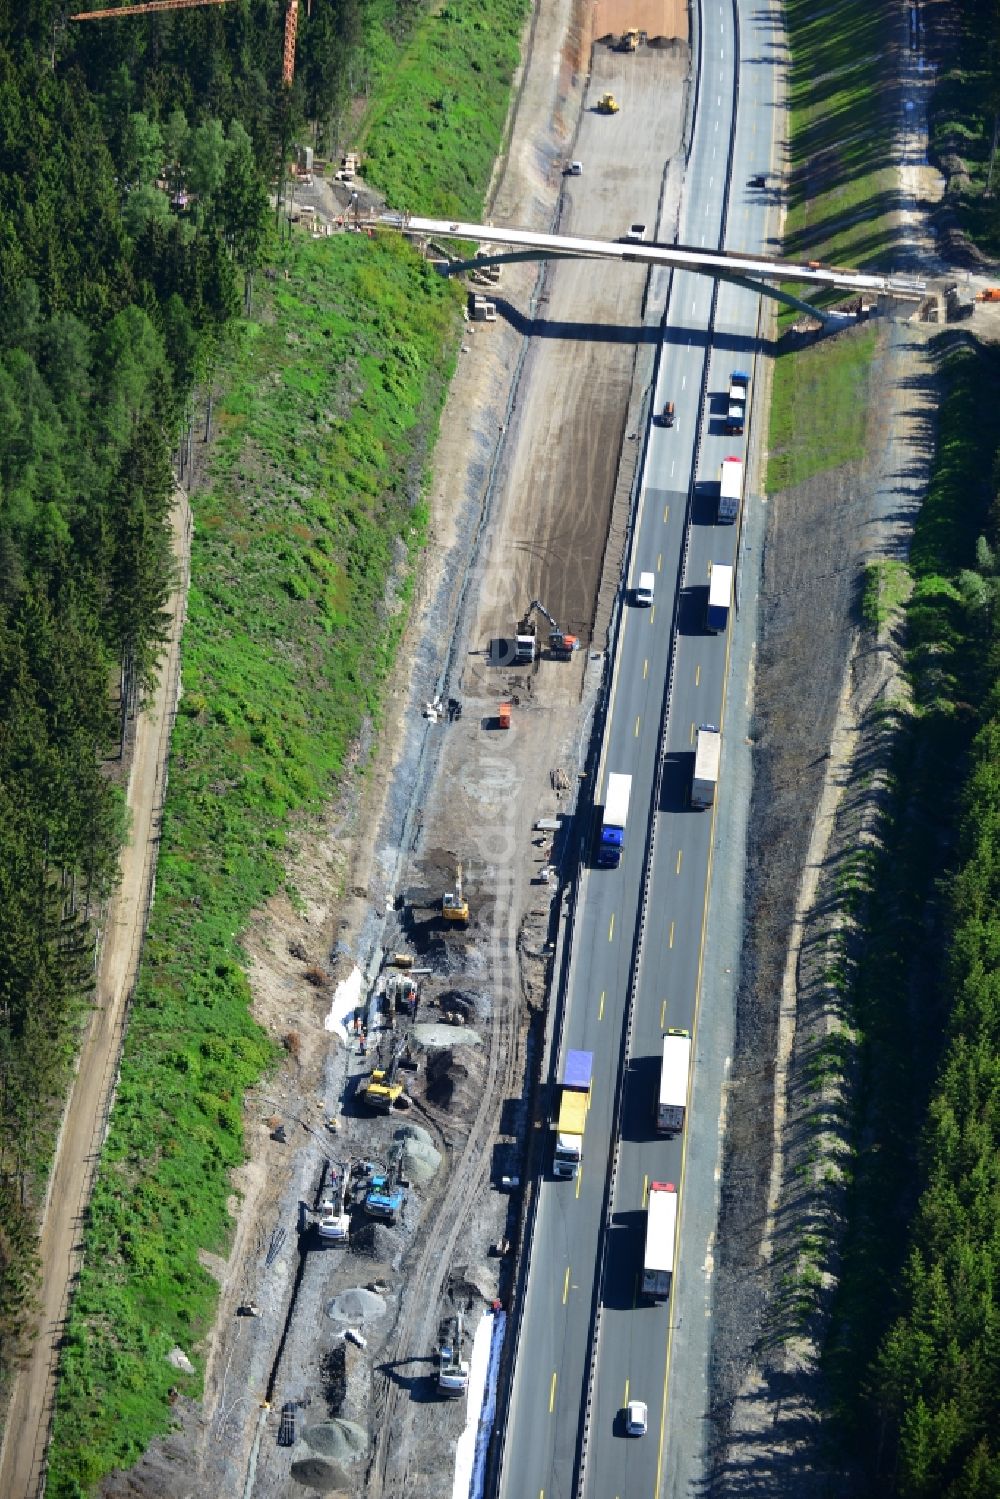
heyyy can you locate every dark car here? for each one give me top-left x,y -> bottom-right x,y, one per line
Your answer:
748,173 -> 767,189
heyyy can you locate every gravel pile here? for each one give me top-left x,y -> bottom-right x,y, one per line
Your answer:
326,1286 -> 387,1323
304,1420 -> 367,1466
394,1123 -> 442,1185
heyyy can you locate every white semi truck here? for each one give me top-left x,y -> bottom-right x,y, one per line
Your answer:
692,725 -> 721,808
641,1181 -> 678,1301
657,1029 -> 692,1135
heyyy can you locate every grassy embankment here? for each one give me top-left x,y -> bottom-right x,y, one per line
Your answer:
45,0 -> 528,1492
825,340 -> 1000,1493
768,0 -> 898,487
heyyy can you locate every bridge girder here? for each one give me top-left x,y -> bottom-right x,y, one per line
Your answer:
444,248 -> 855,325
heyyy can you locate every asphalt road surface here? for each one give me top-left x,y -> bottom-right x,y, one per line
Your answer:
498,0 -> 780,1492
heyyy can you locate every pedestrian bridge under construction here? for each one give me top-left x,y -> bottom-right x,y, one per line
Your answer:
381,213 -> 926,318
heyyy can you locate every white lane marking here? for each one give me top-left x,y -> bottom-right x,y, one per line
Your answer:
681,375 -> 687,389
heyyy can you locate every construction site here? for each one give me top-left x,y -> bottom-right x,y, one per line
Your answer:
76,5 -> 693,1497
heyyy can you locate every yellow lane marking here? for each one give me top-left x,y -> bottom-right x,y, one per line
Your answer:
695,663 -> 701,686
660,998 -> 666,1027
599,989 -> 605,1020
643,658 -> 649,680
609,913 -> 615,942
669,921 -> 675,949
650,604 -> 656,624
676,849 -> 683,875
690,721 -> 695,744
624,1378 -> 630,1407
643,1174 -> 649,1208
657,552 -> 663,572
563,1266 -> 570,1304
663,502 -> 670,522
549,1372 -> 557,1413
635,716 -> 641,737
575,1166 -> 583,1200
658,490 -> 741,1496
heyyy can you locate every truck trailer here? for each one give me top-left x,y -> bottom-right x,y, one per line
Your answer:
598,772 -> 632,868
706,563 -> 733,633
657,1029 -> 692,1135
553,1049 -> 593,1179
724,370 -> 749,434
718,457 -> 743,524
692,725 -> 721,808
641,1181 -> 678,1301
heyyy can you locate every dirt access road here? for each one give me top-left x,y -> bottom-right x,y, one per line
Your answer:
0,494 -> 193,1499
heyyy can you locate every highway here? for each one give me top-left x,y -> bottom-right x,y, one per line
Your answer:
581,0 -> 778,1487
496,0 -> 775,1495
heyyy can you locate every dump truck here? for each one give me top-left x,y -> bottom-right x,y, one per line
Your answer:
706,563 -> 733,633
692,725 -> 721,809
723,370 -> 749,434
718,456 -> 743,524
641,1181 -> 678,1301
598,772 -> 632,868
553,1049 -> 593,1179
657,1029 -> 692,1135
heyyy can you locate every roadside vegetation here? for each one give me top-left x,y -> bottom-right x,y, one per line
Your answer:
927,0 -> 1000,256
766,0 -> 1000,1488
826,337 -> 1000,1495
767,0 -> 896,488
28,1 -> 528,1494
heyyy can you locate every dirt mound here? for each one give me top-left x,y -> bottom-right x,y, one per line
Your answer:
326,1286 -> 387,1323
290,1454 -> 349,1491
424,1047 -> 468,1110
348,1219 -> 405,1265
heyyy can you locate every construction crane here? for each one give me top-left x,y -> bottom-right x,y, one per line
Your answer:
442,862 -> 469,925
514,599 -> 580,664
71,0 -> 231,20
363,1040 -> 406,1114
282,0 -> 298,86
364,1145 -> 406,1223
438,1311 -> 471,1393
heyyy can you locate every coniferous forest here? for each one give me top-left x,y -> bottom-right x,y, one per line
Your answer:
0,0 -> 373,1411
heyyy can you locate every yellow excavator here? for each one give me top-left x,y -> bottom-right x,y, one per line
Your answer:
597,93 -> 620,114
442,863 -> 469,924
364,1040 -> 406,1113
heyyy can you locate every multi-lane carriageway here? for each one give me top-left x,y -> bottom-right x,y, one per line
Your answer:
396,0 -> 918,1495
467,0 -> 777,1490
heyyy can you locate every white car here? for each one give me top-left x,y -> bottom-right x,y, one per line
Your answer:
625,1399 -> 648,1436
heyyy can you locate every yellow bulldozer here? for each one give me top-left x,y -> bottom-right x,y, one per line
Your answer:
597,93 -> 620,114
620,28 -> 640,51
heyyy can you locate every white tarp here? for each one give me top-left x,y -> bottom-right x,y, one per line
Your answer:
451,1310 -> 494,1499
323,965 -> 363,1040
